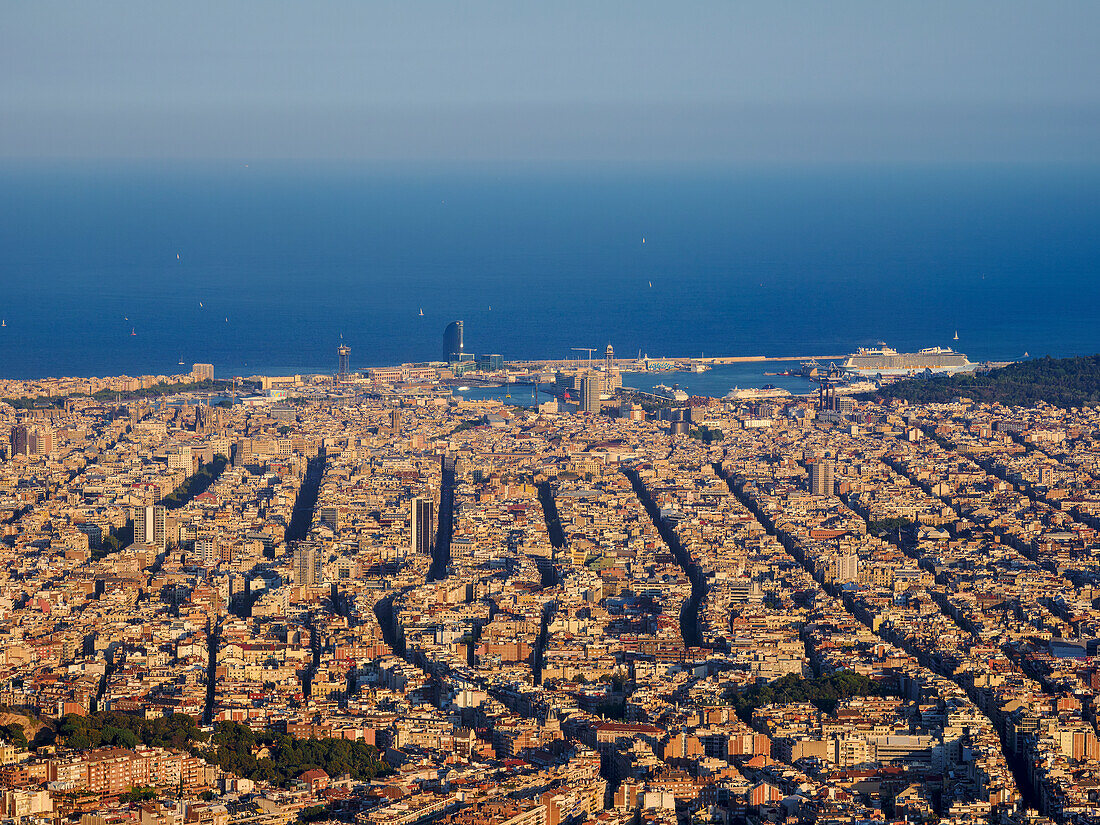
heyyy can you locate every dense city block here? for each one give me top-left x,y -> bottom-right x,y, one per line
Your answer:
1,369 -> 1100,825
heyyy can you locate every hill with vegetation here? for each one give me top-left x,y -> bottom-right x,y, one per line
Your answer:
860,355 -> 1100,408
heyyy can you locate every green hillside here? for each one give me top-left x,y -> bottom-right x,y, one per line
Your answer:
862,355 -> 1100,407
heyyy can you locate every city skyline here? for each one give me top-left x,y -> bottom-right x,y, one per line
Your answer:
1,3 -> 1099,822
2,359 -> 1100,820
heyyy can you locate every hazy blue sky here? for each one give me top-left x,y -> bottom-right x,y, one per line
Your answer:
2,1 -> 1098,162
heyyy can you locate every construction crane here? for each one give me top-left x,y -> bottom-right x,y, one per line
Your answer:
571,347 -> 596,371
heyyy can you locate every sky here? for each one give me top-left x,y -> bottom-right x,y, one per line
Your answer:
2,1 -> 1098,163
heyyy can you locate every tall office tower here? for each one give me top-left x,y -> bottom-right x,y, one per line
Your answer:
581,371 -> 602,414
134,504 -> 167,550
293,541 -> 323,586
410,496 -> 435,557
9,425 -> 30,457
191,363 -> 214,382
809,459 -> 836,496
444,320 -> 464,362
11,424 -> 53,457
337,344 -> 350,376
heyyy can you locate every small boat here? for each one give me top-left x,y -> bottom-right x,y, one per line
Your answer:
1,320 -> 5,327
176,253 -> 180,260
418,308 -> 424,316
131,328 -> 136,336
457,386 -> 470,391
505,394 -> 511,398
225,317 -> 229,323
178,358 -> 185,365
648,281 -> 652,288
953,330 -> 959,340
199,302 -> 203,308
642,237 -> 646,244
1024,351 -> 1029,357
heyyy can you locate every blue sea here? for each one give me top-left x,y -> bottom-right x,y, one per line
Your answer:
0,162 -> 1097,381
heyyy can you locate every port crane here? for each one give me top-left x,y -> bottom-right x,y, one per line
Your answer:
571,347 -> 597,370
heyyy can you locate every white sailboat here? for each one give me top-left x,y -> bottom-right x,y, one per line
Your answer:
953,331 -> 959,341
418,308 -> 424,316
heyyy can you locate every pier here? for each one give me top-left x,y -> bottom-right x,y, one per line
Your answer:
508,354 -> 847,370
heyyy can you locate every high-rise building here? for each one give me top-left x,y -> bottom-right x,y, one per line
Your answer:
9,425 -> 29,457
410,496 -> 435,557
293,541 -> 323,586
337,344 -> 350,376
444,321 -> 464,363
191,363 -> 214,382
581,371 -> 602,414
30,426 -> 53,456
133,504 -> 167,550
833,551 -> 859,583
809,460 -> 835,496
10,424 -> 52,457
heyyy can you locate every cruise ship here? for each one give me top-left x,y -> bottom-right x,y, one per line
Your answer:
723,385 -> 792,402
842,344 -> 972,376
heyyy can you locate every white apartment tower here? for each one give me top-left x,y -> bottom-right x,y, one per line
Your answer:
134,504 -> 167,550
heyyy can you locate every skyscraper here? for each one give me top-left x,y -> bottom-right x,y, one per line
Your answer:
134,504 -> 167,550
293,541 -> 323,586
410,496 -> 435,557
337,344 -> 350,377
581,371 -> 602,414
809,460 -> 835,496
444,321 -> 464,363
10,424 -> 53,457
9,425 -> 29,457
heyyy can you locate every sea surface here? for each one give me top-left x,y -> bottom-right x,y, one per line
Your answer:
0,162 -> 1097,381
623,361 -> 816,399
